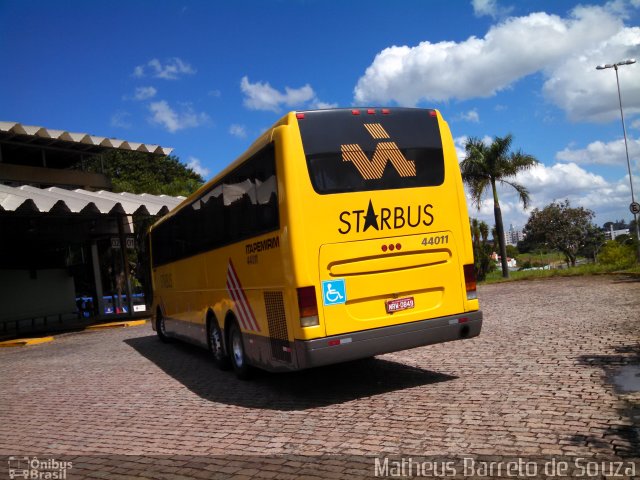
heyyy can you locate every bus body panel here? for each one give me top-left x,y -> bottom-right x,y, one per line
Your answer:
149,108 -> 481,373
318,231 -> 464,336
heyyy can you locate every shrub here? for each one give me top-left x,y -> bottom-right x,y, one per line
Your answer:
598,241 -> 636,269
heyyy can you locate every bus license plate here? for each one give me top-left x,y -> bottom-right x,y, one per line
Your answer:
385,296 -> 415,313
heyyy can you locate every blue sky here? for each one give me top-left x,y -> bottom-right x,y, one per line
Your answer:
1,0 -> 639,229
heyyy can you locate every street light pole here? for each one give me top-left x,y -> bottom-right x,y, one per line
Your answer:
596,58 -> 640,261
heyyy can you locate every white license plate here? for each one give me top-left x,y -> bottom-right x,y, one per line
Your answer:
385,296 -> 415,313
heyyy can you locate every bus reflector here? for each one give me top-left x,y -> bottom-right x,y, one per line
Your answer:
297,286 -> 319,326
382,108 -> 390,114
429,110 -> 437,117
352,109 -> 361,115
449,317 -> 469,325
463,264 -> 477,300
296,113 -> 305,119
328,337 -> 352,346
367,109 -> 375,114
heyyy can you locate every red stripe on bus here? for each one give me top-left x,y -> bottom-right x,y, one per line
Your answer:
226,260 -> 260,332
229,261 -> 260,331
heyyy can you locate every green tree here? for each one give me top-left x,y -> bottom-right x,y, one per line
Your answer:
470,218 -> 494,281
505,244 -> 519,259
83,150 -> 205,196
523,200 -> 597,267
461,134 -> 539,278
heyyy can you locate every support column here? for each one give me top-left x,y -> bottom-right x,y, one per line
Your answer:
91,241 -> 105,318
117,215 -> 134,316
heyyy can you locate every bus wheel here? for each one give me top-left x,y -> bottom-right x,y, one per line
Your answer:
229,322 -> 252,380
208,319 -> 231,370
156,309 -> 172,343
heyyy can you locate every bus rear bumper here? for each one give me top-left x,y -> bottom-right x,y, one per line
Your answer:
294,311 -> 482,370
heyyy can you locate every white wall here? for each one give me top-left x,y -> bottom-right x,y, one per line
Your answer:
0,269 -> 76,321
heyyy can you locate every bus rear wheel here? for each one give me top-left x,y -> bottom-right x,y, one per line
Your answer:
156,309 -> 171,343
229,321 -> 252,380
208,319 -> 231,370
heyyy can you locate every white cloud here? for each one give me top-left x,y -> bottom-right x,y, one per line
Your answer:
229,124 -> 247,138
240,76 -> 335,112
132,86 -> 157,101
556,137 -> 640,167
312,100 -> 339,109
542,26 -> 640,122
186,156 -> 210,178
456,109 -> 480,123
466,161 -> 638,227
133,58 -> 196,80
148,100 -> 209,133
454,136 -> 469,161
241,76 -> 314,112
110,111 -> 131,129
472,0 -> 512,18
353,3 -> 640,122
632,119 -> 640,130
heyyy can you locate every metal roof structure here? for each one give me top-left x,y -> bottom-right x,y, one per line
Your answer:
0,184 -> 184,216
0,121 -> 173,156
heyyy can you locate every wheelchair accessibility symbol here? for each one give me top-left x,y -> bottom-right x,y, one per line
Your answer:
322,279 -> 347,306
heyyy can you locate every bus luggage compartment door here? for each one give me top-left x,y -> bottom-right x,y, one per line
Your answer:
318,232 -> 465,337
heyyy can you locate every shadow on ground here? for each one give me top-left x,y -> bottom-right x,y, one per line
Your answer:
125,334 -> 456,411
573,344 -> 640,457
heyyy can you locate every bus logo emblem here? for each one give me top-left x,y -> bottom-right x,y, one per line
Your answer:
341,123 -> 416,180
322,279 -> 347,306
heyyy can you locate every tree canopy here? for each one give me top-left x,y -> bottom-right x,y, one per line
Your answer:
523,200 -> 601,267
84,150 -> 205,197
460,134 -> 538,278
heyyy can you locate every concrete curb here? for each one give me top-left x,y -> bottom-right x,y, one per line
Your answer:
0,319 -> 149,346
85,320 -> 149,330
0,336 -> 55,347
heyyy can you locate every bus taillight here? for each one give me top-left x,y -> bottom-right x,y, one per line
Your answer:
297,286 -> 319,327
463,264 -> 477,300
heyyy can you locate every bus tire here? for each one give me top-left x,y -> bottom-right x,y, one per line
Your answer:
156,309 -> 172,343
228,321 -> 252,380
208,317 -> 231,370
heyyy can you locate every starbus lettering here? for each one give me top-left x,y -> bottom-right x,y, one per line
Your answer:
338,200 -> 434,234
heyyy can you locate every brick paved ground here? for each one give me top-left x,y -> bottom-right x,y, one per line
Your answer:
0,275 -> 638,479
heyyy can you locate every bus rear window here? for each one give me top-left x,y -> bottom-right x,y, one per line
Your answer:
298,108 -> 445,194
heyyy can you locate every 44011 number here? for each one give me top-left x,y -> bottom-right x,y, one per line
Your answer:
421,234 -> 449,247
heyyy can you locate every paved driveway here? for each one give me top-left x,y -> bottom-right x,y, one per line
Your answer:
1,275 -> 638,478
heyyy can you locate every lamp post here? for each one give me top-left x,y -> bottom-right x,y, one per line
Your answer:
596,58 -> 640,261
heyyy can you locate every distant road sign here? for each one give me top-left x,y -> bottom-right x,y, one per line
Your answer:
631,202 -> 640,215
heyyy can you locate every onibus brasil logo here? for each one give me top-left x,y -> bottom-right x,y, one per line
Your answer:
8,457 -> 72,479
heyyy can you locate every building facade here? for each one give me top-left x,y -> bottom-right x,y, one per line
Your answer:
0,121 -> 182,337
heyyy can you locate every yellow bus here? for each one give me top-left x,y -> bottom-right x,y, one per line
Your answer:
149,108 -> 482,378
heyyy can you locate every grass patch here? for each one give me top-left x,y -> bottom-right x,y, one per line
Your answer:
482,262 -> 640,284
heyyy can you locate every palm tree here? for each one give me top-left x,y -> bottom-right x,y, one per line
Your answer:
461,134 -> 538,278
471,218 -> 481,248
479,221 -> 489,245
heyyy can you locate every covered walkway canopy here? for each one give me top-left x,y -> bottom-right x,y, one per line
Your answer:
0,121 -> 183,338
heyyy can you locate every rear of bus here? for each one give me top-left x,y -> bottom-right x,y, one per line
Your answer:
283,108 -> 482,369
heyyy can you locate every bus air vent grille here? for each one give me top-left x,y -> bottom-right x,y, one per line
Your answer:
264,291 -> 291,363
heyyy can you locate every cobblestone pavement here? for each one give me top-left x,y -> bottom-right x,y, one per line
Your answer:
0,275 -> 638,479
